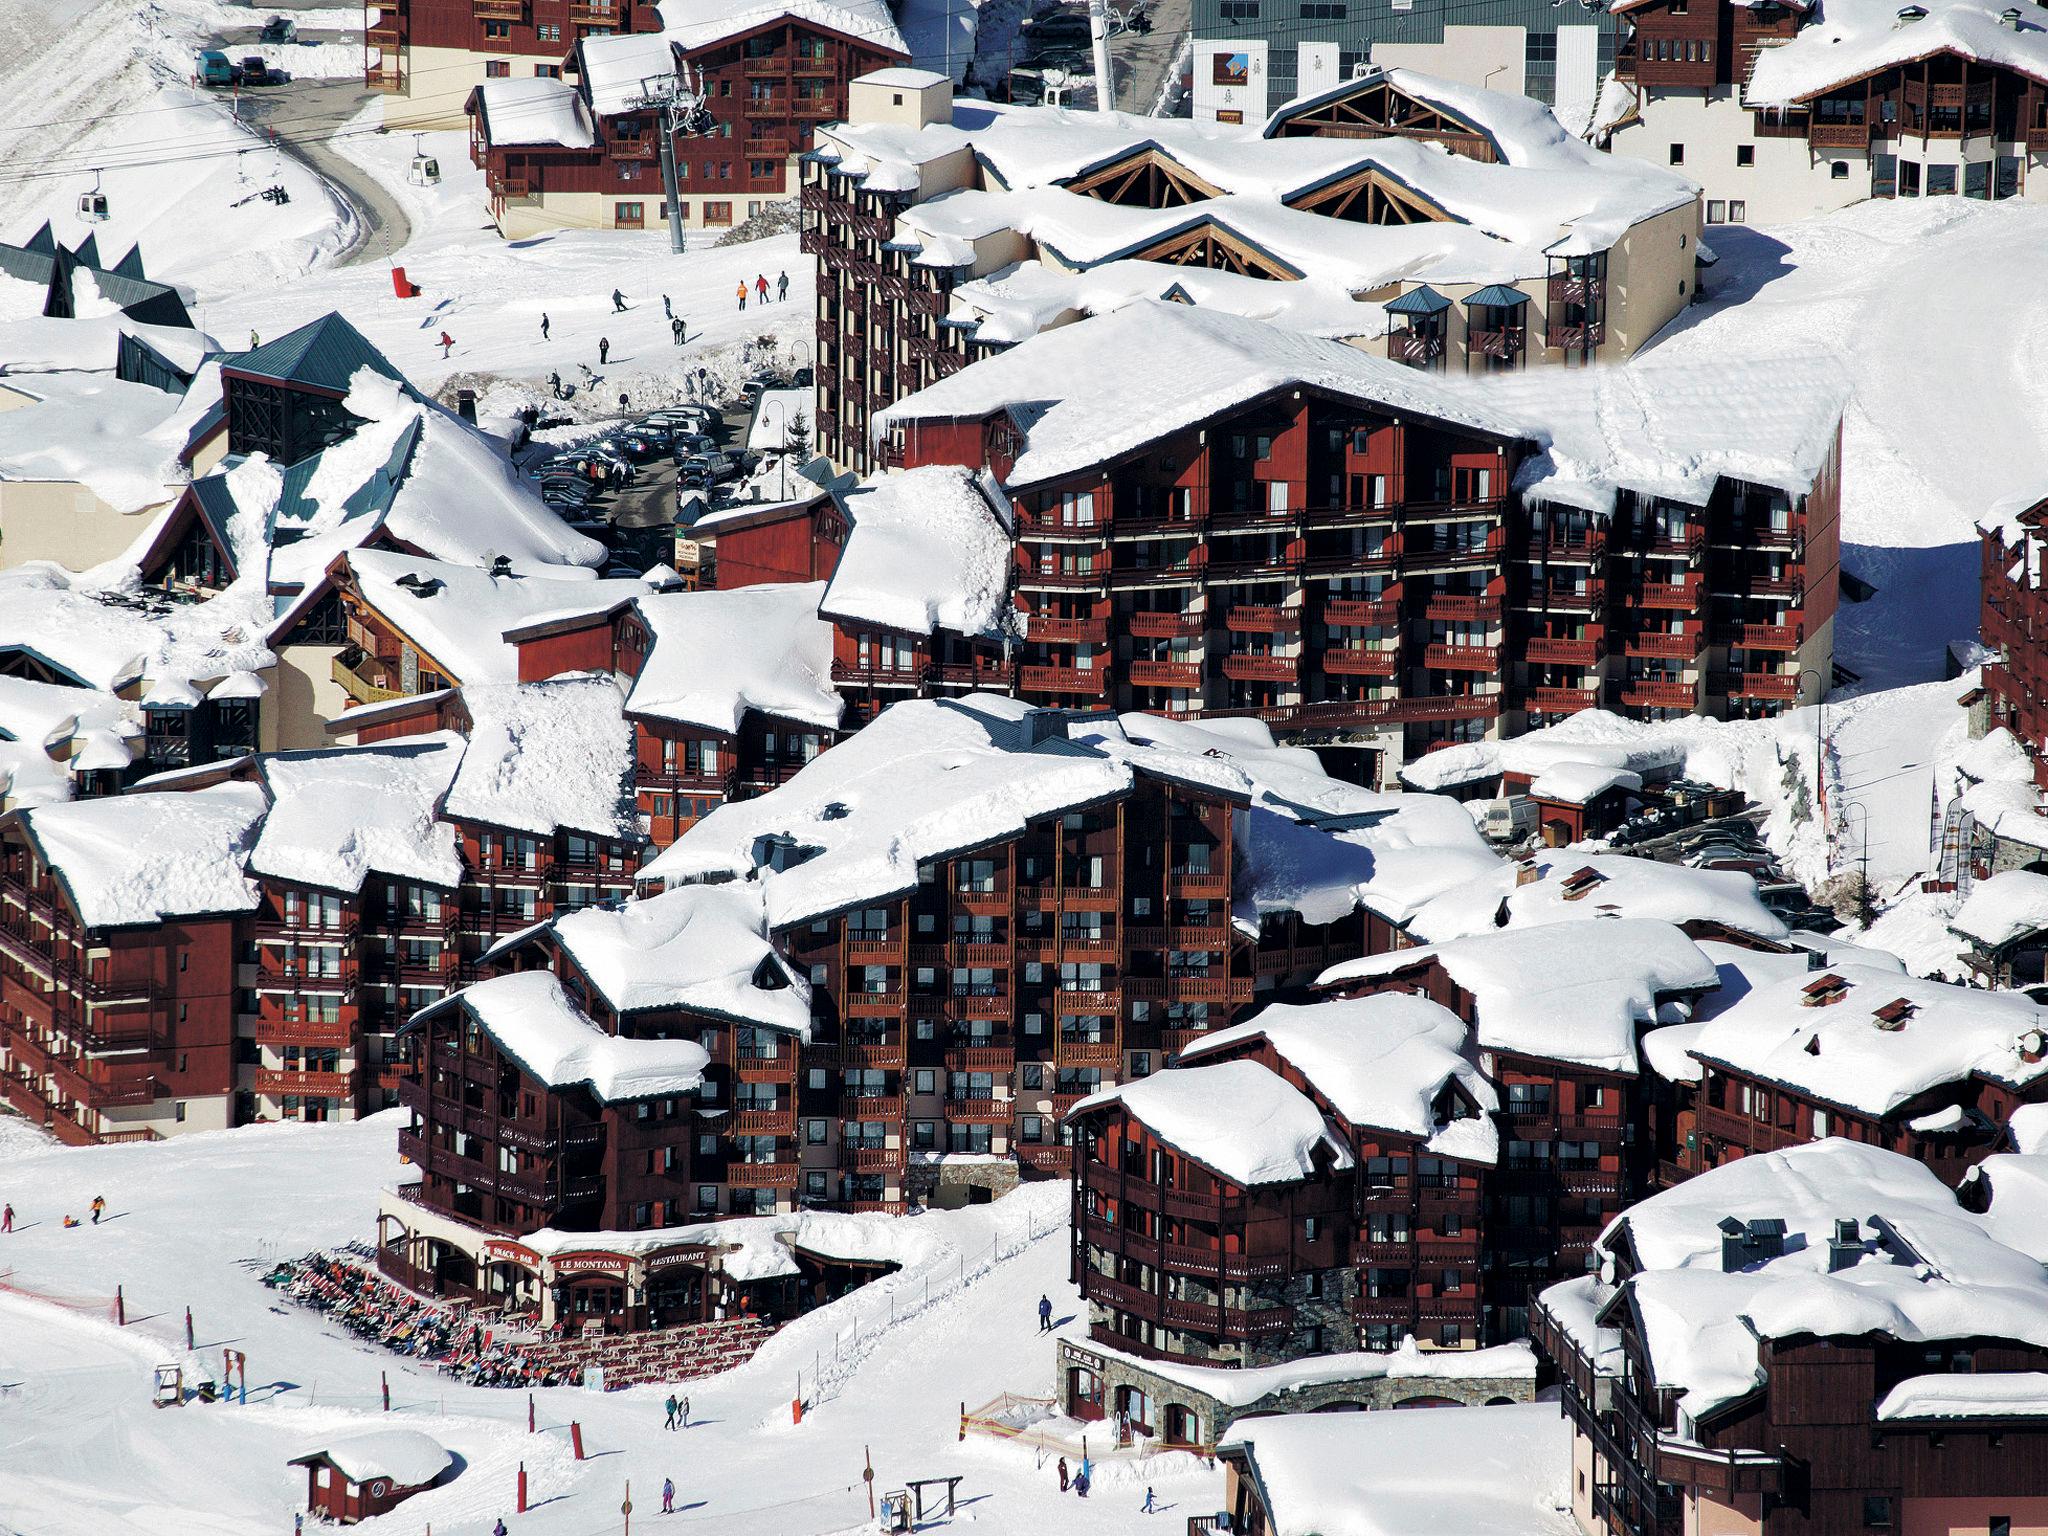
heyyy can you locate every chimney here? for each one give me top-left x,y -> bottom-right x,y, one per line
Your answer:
1806,947 -> 1828,971
1719,1215 -> 1748,1272
457,387 -> 478,424
1516,857 -> 1541,888
1828,1218 -> 1863,1272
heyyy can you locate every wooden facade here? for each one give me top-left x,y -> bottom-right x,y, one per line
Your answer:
363,0 -> 663,94
1980,501 -> 2048,792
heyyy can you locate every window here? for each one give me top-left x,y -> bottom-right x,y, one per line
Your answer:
1304,1216 -> 1321,1242
1831,159 -> 1850,180
483,20 -> 509,36
614,201 -> 644,227
485,59 -> 510,77
749,160 -> 777,179
539,22 -> 560,38
1707,199 -> 1726,223
1736,144 -> 1754,166
1900,160 -> 1921,196
704,200 -> 733,225
1299,1 -> 1345,14
1990,1520 -> 2011,1536
535,63 -> 560,78
806,1118 -> 828,1144
1864,1498 -> 1893,1529
1668,143 -> 1685,165
1928,164 -> 1956,195
1728,199 -> 1747,222
1220,0 -> 1260,16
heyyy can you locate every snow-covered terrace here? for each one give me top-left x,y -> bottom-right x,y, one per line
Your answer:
875,301 -> 1847,515
1409,851 -> 1790,945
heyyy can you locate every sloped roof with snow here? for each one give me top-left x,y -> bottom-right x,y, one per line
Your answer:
475,75 -> 598,147
579,33 -> 679,117
290,1429 -> 452,1489
1684,961 -> 2048,1116
657,0 -> 906,55
1411,852 -> 1789,944
1177,993 -> 1499,1160
1590,1140 -> 2048,1421
1319,920 -> 1719,1073
545,883 -> 813,1035
421,970 -> 709,1102
1217,1402 -> 1578,1536
1745,0 -> 2048,108
624,583 -> 843,735
443,675 -> 639,840
822,467 -> 1015,639
15,781 -> 265,927
250,736 -> 464,893
1070,1058 -> 1354,1187
1950,868 -> 2048,949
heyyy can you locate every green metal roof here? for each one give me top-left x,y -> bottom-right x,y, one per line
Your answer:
1384,285 -> 1451,316
228,313 -> 402,395
1464,284 -> 1531,308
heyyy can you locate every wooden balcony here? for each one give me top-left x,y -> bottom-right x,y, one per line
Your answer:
252,1017 -> 355,1049
1221,654 -> 1298,684
1807,121 -> 1869,148
1469,326 -> 1525,360
843,1093 -> 903,1120
1524,635 -> 1601,665
1168,870 -> 1229,900
841,1141 -> 905,1171
1632,575 -> 1703,612
1324,595 -> 1402,627
1028,615 -> 1109,644
1128,659 -> 1203,689
1626,630 -> 1700,659
1727,672 -> 1801,703
1018,665 -> 1108,694
731,1105 -> 796,1136
1423,643 -> 1501,672
1224,605 -> 1298,632
1421,594 -> 1499,623
1529,686 -> 1601,715
254,1067 -> 356,1099
332,654 -> 405,706
1126,611 -> 1205,639
471,0 -> 523,16
1388,331 -> 1443,366
1321,646 -> 1398,677
1621,680 -> 1697,710
1737,623 -> 1802,652
837,1039 -> 905,1070
725,1159 -> 800,1188
943,1045 -> 1012,1071
943,1096 -> 1015,1124
741,54 -> 787,75
1057,1038 -> 1120,1068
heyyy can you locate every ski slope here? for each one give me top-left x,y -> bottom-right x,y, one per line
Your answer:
0,1113 -> 1219,1535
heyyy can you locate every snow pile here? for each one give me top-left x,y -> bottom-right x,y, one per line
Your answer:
250,736 -> 465,893
16,781 -> 265,926
1972,1152 -> 2048,1260
1411,852 -> 1789,944
0,673 -> 138,808
822,466 -> 1015,639
1685,960 -> 2048,1117
2012,1102 -> 2048,1155
1876,1372 -> 2048,1421
1321,920 -> 1719,1073
426,971 -> 711,1102
446,675 -> 639,840
565,35 -> 674,121
1092,1335 -> 1536,1409
1217,1401 -> 1578,1536
293,1428 -> 454,1488
624,583 -> 843,735
1178,993 -> 1499,1159
1950,868 -> 2048,949
543,883 -> 813,1035
1591,1140 -> 2048,1420
1069,1058 -> 1354,1186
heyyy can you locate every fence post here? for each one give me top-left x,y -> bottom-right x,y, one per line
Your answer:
381,1371 -> 390,1412
114,1285 -> 125,1326
517,1461 -> 527,1513
571,1421 -> 586,1460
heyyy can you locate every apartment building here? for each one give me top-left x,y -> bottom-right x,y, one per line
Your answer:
808,69 -> 1703,472
1600,0 -> 2048,225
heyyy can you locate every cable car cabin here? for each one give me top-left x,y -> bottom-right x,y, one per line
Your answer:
408,154 -> 441,187
287,1430 -> 454,1523
78,191 -> 109,222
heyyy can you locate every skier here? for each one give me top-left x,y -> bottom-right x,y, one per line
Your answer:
91,1195 -> 105,1225
671,316 -> 685,346
662,294 -> 672,319
736,281 -> 747,312
1037,1294 -> 1052,1332
679,1394 -> 690,1429
665,1393 -> 679,1430
754,273 -> 769,304
2,1203 -> 13,1233
549,370 -> 564,400
777,269 -> 789,302
494,1522 -> 509,1536
612,287 -> 628,312
599,337 -> 611,366
662,1476 -> 676,1513
540,312 -> 550,340
438,331 -> 454,360
1143,1487 -> 1157,1514
249,329 -> 260,349
1057,1456 -> 1069,1493
1075,1469 -> 1091,1499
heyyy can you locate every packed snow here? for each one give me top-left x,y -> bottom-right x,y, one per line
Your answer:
16,780 -> 265,927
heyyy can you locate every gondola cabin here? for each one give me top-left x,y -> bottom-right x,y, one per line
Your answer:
288,1429 -> 454,1522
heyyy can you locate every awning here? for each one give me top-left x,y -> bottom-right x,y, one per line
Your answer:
1384,284 -> 1451,316
1464,284 -> 1531,308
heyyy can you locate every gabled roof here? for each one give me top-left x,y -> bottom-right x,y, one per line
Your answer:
225,313 -> 403,397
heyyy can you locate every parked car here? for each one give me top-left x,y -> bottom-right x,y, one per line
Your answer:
644,406 -> 717,430
238,56 -> 279,85
1021,9 -> 1097,50
678,451 -> 739,486
195,50 -> 241,86
602,433 -> 665,465
258,15 -> 297,42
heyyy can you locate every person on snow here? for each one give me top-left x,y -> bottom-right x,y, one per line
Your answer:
736,281 -> 748,312
663,1476 -> 676,1513
754,274 -> 770,304
494,1521 -> 509,1536
671,316 -> 685,346
62,1214 -> 79,1228
665,1394 -> 679,1429
599,337 -> 611,366
662,294 -> 672,319
438,332 -> 454,359
2,1203 -> 13,1233
90,1196 -> 105,1225
1143,1487 -> 1157,1514
1037,1294 -> 1052,1332
777,270 -> 789,302
1075,1470 -> 1091,1499
549,370 -> 563,400
1057,1456 -> 1069,1492
612,288 -> 628,313
679,1394 -> 689,1428
540,312 -> 550,340
249,329 -> 260,349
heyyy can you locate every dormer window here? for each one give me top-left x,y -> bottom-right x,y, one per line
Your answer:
1873,998 -> 1916,1030
1802,972 -> 1851,1007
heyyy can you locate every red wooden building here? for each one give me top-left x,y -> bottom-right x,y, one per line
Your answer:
289,1430 -> 454,1522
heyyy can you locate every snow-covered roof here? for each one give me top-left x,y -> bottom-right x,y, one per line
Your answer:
475,75 -> 597,148
1410,852 -> 1789,945
545,883 -> 813,1035
579,33 -> 678,118
1973,1152 -> 2048,1261
1217,1402 -> 1578,1536
1684,960 -> 2048,1116
250,736 -> 464,894
0,370 -> 194,515
1876,1372 -> 2048,1422
1090,1334 -> 1535,1410
1177,994 -> 1498,1160
878,302 -> 1845,518
624,583 -> 842,736
1321,920 -> 1718,1073
443,675 -> 639,840
1595,1140 -> 2048,1420
821,467 -> 1015,640
2012,1102 -> 2048,1155
290,1429 -> 453,1489
15,781 -> 265,927
423,970 -> 709,1102
1069,1058 -> 1354,1187
1528,762 -> 1640,804
656,0 -> 907,56
345,550 -> 647,687
1950,868 -> 2048,949
1745,0 -> 2048,108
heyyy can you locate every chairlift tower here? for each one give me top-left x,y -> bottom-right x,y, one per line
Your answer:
628,66 -> 714,256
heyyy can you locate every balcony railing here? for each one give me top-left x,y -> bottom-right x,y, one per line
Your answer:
332,654 -> 406,706
1018,665 -> 1108,694
1626,631 -> 1700,659
1621,680 -> 1697,710
1223,604 -> 1298,632
1736,623 -> 1802,652
1725,672 -> 1802,702
1220,654 -> 1298,684
1528,685 -> 1601,715
1423,643 -> 1501,671
1524,635 -> 1600,664
1128,659 -> 1203,689
1126,611 -> 1204,639
1324,595 -> 1403,627
1321,646 -> 1398,677
1027,615 -> 1109,644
